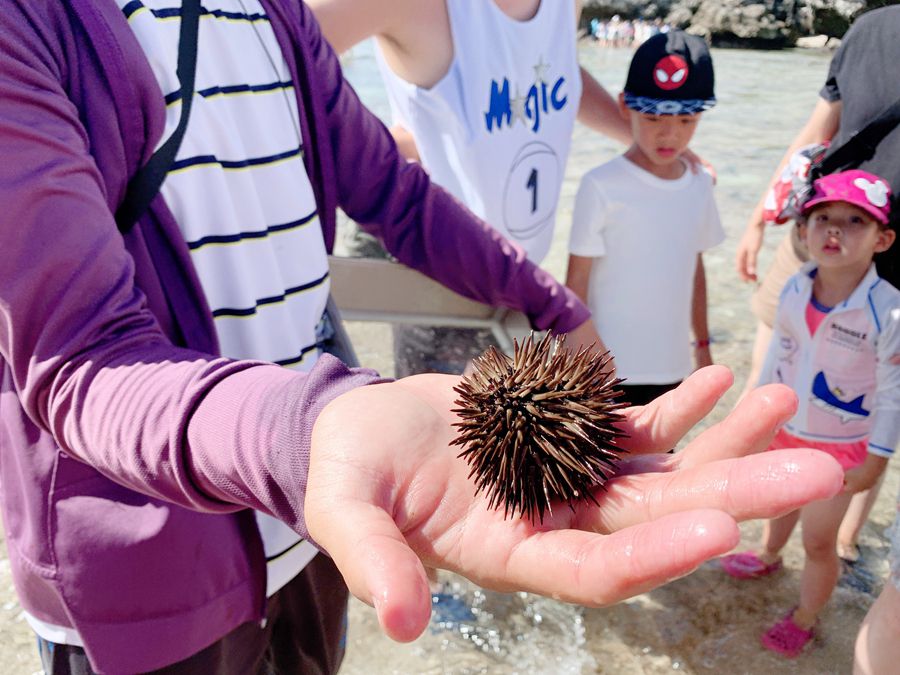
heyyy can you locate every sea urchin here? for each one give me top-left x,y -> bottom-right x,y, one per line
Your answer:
451,333 -> 627,524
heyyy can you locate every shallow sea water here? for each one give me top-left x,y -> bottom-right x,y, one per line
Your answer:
0,38 -> 891,675
336,41 -> 900,675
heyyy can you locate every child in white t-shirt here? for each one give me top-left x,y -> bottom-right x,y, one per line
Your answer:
566,30 -> 724,406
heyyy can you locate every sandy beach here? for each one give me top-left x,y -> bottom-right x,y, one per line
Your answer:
1,41 -> 897,674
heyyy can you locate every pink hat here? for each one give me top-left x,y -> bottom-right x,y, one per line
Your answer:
801,169 -> 892,225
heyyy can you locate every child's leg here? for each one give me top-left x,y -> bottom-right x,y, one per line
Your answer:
721,511 -> 798,578
837,472 -> 886,561
854,583 -> 900,675
794,492 -> 854,628
759,510 -> 800,563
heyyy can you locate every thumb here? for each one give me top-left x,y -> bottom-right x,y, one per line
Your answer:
310,502 -> 432,642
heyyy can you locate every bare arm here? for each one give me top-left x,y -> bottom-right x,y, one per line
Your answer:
567,0 -> 629,145
736,97 -> 842,281
390,124 -> 421,162
563,254 -> 614,366
577,66 -> 632,144
691,254 -> 712,369
565,253 -> 593,304
309,0 -> 446,160
309,0 -> 452,89
307,0 -> 400,54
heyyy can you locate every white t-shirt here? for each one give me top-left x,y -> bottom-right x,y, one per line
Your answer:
568,155 -> 725,384
376,0 -> 582,263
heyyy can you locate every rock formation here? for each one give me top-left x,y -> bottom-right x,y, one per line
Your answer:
581,0 -> 886,48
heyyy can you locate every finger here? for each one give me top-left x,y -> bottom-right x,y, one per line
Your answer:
479,510 -> 739,606
619,365 -> 733,453
746,250 -> 757,280
735,248 -> 746,277
736,249 -> 757,282
310,501 -> 432,642
582,448 -> 844,533
676,383 -> 797,469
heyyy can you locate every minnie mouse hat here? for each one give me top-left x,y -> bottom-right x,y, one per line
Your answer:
623,30 -> 716,116
801,169 -> 892,225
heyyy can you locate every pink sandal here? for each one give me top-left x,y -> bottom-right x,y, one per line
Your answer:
760,611 -> 815,657
720,552 -> 783,579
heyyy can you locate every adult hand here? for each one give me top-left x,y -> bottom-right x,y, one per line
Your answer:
306,366 -> 843,642
736,221 -> 766,282
681,148 -> 716,183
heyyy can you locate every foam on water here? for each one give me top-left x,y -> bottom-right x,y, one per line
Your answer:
424,577 -> 597,674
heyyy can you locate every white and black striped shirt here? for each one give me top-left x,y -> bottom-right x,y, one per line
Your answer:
125,0 -> 326,592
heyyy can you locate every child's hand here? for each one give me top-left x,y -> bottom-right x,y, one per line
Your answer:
736,222 -> 766,282
842,455 -> 889,494
307,366 -> 843,643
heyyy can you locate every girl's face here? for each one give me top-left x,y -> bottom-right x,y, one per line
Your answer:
801,201 -> 895,271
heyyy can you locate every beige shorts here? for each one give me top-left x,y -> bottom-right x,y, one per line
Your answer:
750,226 -> 808,328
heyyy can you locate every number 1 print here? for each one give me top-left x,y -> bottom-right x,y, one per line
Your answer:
526,168 -> 539,214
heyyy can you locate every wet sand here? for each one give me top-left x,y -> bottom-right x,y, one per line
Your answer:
1,42 -> 897,674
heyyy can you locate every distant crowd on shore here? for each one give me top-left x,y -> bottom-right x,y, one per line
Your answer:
588,15 -> 673,48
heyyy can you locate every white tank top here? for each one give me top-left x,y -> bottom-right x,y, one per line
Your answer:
376,0 -> 582,263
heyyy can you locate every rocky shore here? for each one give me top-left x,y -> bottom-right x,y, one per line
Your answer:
581,0 -> 887,47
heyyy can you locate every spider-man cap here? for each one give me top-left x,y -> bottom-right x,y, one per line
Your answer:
623,30 -> 716,116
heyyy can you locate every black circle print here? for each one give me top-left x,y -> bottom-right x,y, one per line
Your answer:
503,141 -> 561,239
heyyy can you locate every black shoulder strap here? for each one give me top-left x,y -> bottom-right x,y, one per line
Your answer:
814,95 -> 900,179
115,0 -> 202,234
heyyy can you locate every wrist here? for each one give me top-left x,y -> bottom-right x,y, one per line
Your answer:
693,338 -> 712,349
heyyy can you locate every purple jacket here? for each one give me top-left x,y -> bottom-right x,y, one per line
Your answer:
0,1 -> 590,672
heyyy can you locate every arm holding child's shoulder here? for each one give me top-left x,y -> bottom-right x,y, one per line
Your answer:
736,98 -> 841,282
577,66 -> 632,145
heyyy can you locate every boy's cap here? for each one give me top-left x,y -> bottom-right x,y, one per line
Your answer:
623,30 -> 716,116
802,169 -> 892,225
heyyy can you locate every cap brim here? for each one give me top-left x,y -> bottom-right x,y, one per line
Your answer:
801,196 -> 889,225
623,93 -> 716,115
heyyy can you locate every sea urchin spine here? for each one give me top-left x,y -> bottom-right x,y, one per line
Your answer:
451,333 -> 627,524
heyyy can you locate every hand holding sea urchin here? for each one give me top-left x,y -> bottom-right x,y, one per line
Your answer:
451,333 -> 627,524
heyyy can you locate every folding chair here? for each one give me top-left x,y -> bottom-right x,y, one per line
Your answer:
327,256 -> 533,362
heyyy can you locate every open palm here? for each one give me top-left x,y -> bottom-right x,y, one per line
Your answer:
306,365 -> 842,641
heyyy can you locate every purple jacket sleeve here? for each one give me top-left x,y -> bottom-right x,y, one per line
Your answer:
295,4 -> 590,334
0,3 -> 385,540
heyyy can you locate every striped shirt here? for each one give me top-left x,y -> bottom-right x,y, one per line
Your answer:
26,0 -> 326,645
